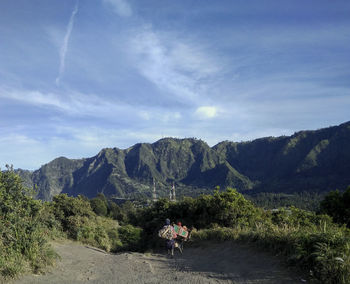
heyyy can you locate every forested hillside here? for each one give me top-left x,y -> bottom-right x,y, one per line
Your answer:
17,121 -> 350,201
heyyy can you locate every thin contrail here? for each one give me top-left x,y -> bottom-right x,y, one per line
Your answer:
56,0 -> 79,86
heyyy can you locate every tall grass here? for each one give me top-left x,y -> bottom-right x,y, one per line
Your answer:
192,216 -> 350,284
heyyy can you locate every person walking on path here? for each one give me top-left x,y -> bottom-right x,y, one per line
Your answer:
158,218 -> 176,257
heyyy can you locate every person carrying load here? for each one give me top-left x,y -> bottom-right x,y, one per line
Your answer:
158,218 -> 176,257
173,221 -> 190,254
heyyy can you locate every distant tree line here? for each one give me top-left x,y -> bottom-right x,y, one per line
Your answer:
245,191 -> 326,211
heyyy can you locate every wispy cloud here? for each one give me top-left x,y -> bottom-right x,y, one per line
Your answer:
1,88 -> 65,109
55,0 -> 79,86
0,86 -> 182,124
103,0 -> 132,17
128,26 -> 222,105
0,127 -> 164,170
0,86 -> 123,117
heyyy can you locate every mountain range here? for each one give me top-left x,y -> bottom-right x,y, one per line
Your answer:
17,121 -> 350,201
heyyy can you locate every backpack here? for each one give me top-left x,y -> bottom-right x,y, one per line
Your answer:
158,225 -> 173,240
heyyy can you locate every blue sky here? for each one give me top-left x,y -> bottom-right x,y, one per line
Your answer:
0,0 -> 349,170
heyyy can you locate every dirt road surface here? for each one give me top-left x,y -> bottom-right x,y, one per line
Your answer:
12,240 -> 306,284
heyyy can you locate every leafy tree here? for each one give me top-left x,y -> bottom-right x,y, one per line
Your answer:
108,202 -> 127,223
50,194 -> 95,231
96,193 -> 108,203
320,186 -> 350,227
117,225 -> 143,251
122,201 -> 138,224
90,197 -> 108,216
210,188 -> 258,227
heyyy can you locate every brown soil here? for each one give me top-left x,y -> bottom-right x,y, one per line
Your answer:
11,240 -> 307,284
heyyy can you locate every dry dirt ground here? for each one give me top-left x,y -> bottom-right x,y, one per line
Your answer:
11,240 -> 307,284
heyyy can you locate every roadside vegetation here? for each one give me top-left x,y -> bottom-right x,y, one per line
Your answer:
0,167 -> 56,278
133,188 -> 350,284
0,167 -> 142,280
1,167 -> 350,283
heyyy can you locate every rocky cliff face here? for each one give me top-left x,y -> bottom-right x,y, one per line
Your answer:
18,121 -> 350,200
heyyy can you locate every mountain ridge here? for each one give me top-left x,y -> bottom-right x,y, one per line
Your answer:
16,121 -> 350,200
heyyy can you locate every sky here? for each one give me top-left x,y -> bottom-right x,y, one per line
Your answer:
0,0 -> 350,170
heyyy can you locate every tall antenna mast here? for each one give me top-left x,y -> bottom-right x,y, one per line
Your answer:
172,182 -> 176,202
152,178 -> 157,201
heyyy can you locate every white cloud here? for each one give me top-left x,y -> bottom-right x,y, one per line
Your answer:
195,106 -> 218,119
0,127 -> 163,170
128,26 -> 222,104
0,86 -> 182,123
103,0 -> 132,17
56,0 -> 79,85
0,87 -> 127,117
1,88 -> 67,109
169,43 -> 221,79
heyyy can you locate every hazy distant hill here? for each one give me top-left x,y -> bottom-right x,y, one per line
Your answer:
17,121 -> 350,201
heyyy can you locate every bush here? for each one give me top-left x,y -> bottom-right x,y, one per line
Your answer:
320,186 -> 350,227
108,202 -> 127,223
90,198 -> 108,216
0,167 -> 58,278
49,194 -> 125,252
50,194 -> 95,232
116,224 -> 143,251
209,188 -> 260,227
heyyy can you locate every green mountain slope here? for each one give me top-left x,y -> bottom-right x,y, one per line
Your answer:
215,121 -> 350,192
17,121 -> 350,200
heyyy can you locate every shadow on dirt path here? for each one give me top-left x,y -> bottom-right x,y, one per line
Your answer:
11,240 -> 307,284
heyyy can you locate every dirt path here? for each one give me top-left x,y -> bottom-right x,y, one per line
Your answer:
12,240 -> 306,284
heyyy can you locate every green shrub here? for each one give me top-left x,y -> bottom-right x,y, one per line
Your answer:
320,186 -> 350,227
117,224 -> 143,251
90,194 -> 109,216
209,188 -> 259,227
108,202 -> 127,223
50,194 -> 95,232
47,193 -> 135,253
0,167 -> 58,278
107,228 -> 123,251
192,227 -> 239,242
136,188 -> 261,238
